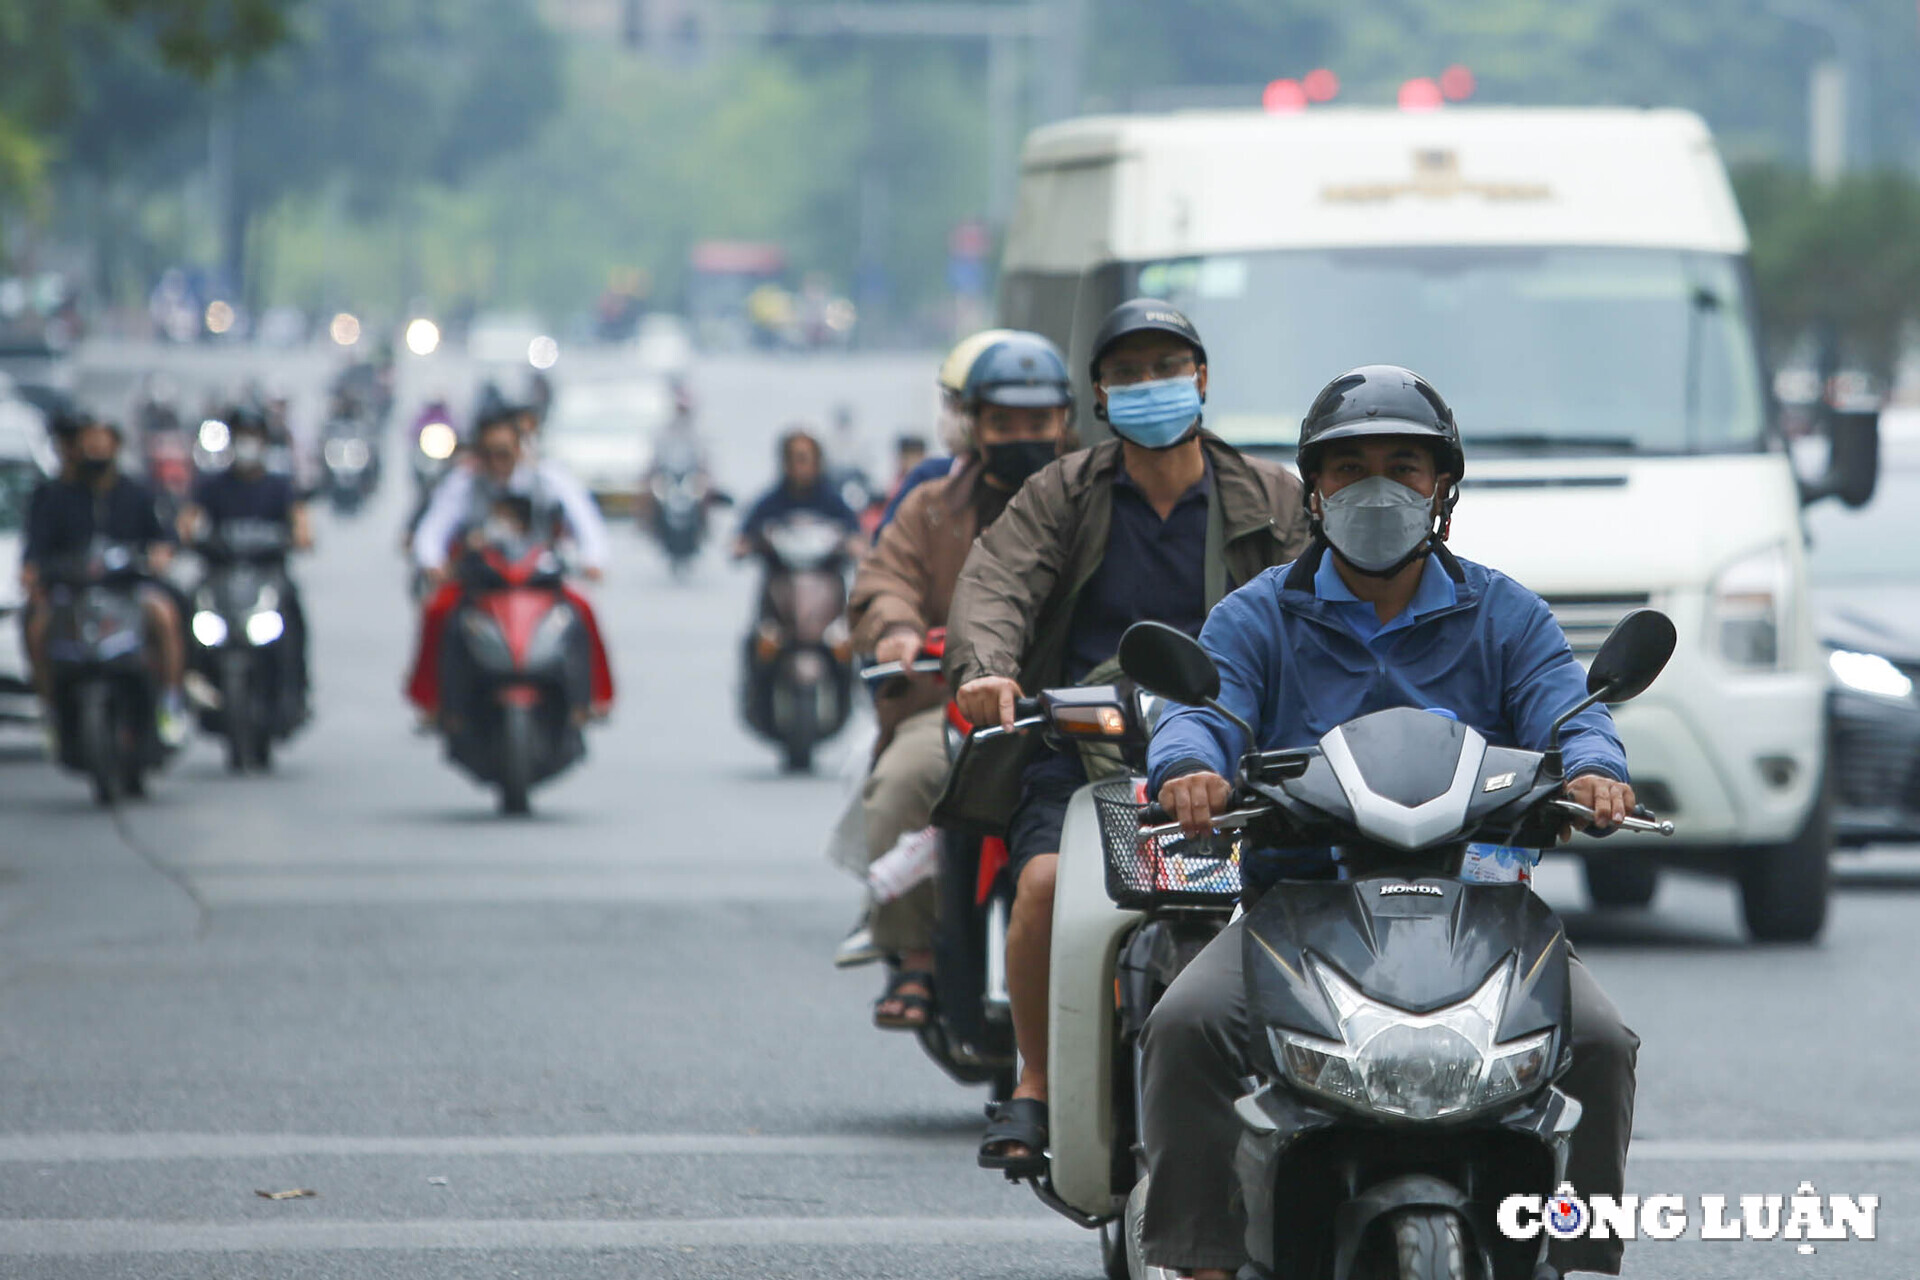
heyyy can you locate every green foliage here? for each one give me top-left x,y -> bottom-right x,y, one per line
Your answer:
1734,164 -> 1920,377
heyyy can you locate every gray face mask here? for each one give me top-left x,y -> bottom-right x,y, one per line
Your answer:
1318,476 -> 1436,574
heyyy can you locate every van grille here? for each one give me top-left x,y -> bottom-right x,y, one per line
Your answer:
1545,595 -> 1651,660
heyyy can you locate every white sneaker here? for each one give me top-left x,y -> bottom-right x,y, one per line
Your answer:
833,916 -> 885,969
156,690 -> 190,749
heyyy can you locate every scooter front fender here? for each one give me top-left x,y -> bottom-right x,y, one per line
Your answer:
1045,782 -> 1142,1221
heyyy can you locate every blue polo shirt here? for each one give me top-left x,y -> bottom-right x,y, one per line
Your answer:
1313,550 -> 1458,642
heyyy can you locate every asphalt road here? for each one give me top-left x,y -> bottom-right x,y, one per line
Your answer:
0,345 -> 1914,1278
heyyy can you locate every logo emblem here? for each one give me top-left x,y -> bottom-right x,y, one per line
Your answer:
1379,883 -> 1444,897
1545,1186 -> 1588,1239
1484,771 -> 1517,793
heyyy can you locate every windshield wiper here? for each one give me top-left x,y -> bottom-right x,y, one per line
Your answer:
1468,433 -> 1642,452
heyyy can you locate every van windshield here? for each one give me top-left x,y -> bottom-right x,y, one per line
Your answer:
1130,248 -> 1767,456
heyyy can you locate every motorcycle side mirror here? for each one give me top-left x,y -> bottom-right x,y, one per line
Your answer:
1544,608 -> 1677,776
1119,621 -> 1257,781
1586,608 -> 1677,705
1118,621 -> 1218,706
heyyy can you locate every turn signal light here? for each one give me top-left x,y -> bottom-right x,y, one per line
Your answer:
1053,705 -> 1129,738
754,625 -> 783,664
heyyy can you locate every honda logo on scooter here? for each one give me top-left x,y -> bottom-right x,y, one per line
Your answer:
1379,883 -> 1445,897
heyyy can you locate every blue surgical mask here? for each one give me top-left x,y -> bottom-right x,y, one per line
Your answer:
1103,374 -> 1201,449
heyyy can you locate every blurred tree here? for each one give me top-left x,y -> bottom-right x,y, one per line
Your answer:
0,0 -> 289,198
1734,164 -> 1920,379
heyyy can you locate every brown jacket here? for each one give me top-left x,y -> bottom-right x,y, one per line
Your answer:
848,458 -> 997,747
848,458 -> 988,654
936,431 -> 1310,831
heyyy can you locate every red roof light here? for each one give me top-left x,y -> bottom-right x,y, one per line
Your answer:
1262,78 -> 1308,113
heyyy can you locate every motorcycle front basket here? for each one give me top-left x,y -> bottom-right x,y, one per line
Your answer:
1092,777 -> 1241,909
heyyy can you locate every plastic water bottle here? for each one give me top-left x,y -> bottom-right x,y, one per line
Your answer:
867,826 -> 941,903
1459,843 -> 1538,885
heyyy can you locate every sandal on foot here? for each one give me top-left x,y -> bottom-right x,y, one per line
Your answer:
873,969 -> 934,1031
978,1098 -> 1048,1174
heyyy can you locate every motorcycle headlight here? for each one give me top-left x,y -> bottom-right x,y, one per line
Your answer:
460,610 -> 514,671
1708,543 -> 1792,671
192,610 -> 229,647
419,421 -> 458,461
1272,956 -> 1553,1121
245,610 -> 284,646
524,602 -> 574,670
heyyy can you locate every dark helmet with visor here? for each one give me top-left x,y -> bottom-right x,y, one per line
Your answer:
963,331 -> 1073,410
1087,298 -> 1207,384
1296,364 -> 1465,485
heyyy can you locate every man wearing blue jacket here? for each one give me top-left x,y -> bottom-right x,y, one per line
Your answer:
1138,367 -> 1638,1280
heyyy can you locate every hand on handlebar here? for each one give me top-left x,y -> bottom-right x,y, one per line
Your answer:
957,676 -> 1023,732
873,629 -> 923,669
1159,770 -> 1233,840
1561,773 -> 1637,842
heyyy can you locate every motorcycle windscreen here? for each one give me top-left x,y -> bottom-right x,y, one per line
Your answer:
1242,879 -> 1570,1049
766,571 -> 845,645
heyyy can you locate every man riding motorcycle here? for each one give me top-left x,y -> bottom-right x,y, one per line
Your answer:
731,428 -> 863,559
20,414 -> 189,748
874,328 -> 1020,535
179,407 -> 315,715
848,332 -> 1075,1030
407,409 -> 613,720
942,299 -> 1311,1173
1140,366 -> 1638,1280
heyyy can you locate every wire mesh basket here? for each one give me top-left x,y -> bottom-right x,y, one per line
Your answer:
1092,777 -> 1242,909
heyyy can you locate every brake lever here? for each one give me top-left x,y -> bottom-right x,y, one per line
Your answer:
1550,798 -> 1675,837
1139,806 -> 1272,842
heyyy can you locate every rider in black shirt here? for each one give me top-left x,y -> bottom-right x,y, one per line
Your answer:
179,408 -> 315,712
20,415 -> 188,745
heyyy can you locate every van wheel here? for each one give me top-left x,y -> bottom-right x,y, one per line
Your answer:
1582,853 -> 1658,908
1739,783 -> 1830,943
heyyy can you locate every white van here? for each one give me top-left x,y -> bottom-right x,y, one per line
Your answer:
1000,107 -> 1878,941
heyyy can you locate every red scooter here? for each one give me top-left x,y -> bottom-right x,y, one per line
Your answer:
438,537 -> 592,814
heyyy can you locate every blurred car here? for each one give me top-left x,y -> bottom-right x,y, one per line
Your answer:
1807,440 -> 1920,844
541,379 -> 673,517
631,313 -> 695,377
255,306 -> 309,349
0,417 -> 42,721
467,311 -> 548,366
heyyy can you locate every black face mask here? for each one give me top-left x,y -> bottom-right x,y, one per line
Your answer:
981,440 -> 1056,488
77,457 -> 112,481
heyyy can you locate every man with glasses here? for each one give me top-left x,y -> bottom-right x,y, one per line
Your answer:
406,407 -> 613,722
942,298 -> 1310,1173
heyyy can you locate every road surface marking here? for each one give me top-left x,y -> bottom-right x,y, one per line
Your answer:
0,1217 -> 1083,1256
2,1132 -> 1918,1164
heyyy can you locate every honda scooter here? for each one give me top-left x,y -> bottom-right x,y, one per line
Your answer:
437,536 -> 592,814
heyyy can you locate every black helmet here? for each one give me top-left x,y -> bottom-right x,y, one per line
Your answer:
1087,298 -> 1207,384
223,405 -> 269,438
1296,365 -> 1465,485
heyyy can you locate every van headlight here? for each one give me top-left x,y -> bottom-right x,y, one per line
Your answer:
1708,543 -> 1792,670
1273,957 -> 1552,1121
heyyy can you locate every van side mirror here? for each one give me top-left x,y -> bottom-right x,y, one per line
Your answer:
1118,621 -> 1218,706
1800,407 -> 1879,510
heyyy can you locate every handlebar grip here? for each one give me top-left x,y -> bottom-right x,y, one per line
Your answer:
1140,802 -> 1173,826
1012,697 -> 1042,720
